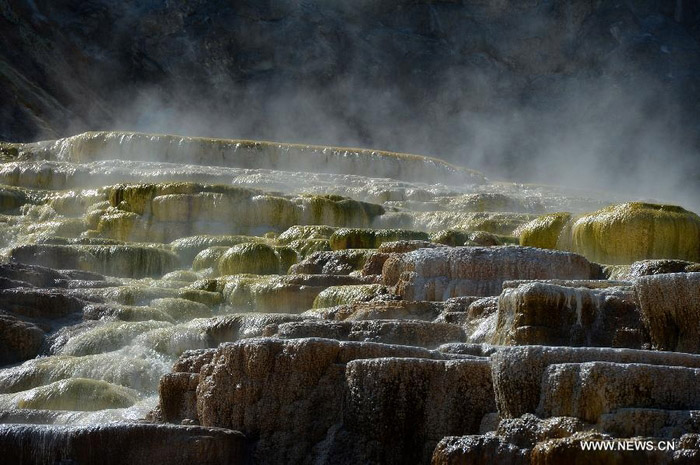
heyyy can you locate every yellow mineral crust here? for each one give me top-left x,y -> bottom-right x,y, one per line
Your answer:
517,203 -> 700,265
329,228 -> 429,250
569,202 -> 700,264
312,284 -> 386,308
8,378 -> 140,411
518,212 -> 572,250
218,243 -> 297,275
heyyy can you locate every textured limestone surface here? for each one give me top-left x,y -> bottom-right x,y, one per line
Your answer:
304,300 -> 444,322
383,246 -> 595,300
274,319 -> 466,348
538,362 -> 700,423
432,435 -> 530,465
494,281 -> 647,348
431,415 -> 700,464
491,346 -> 700,419
343,357 -> 495,464
635,272 -> 700,353
624,259 -> 700,280
195,337 -> 450,464
598,408 -> 700,439
289,249 -> 374,275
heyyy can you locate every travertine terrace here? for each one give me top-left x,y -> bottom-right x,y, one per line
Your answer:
0,132 -> 699,464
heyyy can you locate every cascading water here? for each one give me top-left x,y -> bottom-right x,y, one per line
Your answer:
1,132 -> 699,464
0,133 -> 593,419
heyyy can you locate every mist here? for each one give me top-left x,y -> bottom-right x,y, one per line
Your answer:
4,0 -> 700,211
107,67 -> 699,212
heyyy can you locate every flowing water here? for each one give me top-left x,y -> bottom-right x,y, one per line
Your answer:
0,131 -> 624,426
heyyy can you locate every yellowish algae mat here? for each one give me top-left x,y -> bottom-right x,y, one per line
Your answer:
519,203 -> 700,264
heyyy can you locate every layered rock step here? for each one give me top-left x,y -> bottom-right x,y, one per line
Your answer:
434,345 -> 700,464
432,420 -> 700,465
491,346 -> 700,419
155,339 -> 700,465
494,280 -> 646,348
0,422 -> 247,465
156,337 -> 494,465
382,246 -> 598,300
18,131 -> 485,185
9,244 -> 179,278
539,362 -> 700,423
343,357 -> 494,464
273,319 -> 466,348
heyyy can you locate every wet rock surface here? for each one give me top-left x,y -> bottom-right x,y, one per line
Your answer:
195,337 -> 449,464
0,133 -> 699,464
342,357 -> 495,464
0,422 -> 247,465
491,346 -> 700,419
635,273 -> 700,353
495,281 -> 647,349
0,313 -> 44,365
274,319 -> 466,348
383,246 -> 596,300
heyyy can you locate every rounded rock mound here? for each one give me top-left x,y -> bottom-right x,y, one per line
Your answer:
518,203 -> 700,265
569,202 -> 700,265
218,243 -> 297,275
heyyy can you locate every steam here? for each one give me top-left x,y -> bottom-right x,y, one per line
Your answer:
22,1 -> 700,212
107,70 -> 699,212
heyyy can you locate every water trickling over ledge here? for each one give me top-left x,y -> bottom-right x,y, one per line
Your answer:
7,131 -> 488,185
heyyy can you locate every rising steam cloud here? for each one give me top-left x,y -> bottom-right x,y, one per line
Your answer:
108,67 -> 699,211
9,0 -> 700,211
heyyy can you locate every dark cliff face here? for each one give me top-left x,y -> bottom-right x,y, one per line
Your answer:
1,0 -> 699,193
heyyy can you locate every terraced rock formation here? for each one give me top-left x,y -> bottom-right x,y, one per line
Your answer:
0,132 -> 699,464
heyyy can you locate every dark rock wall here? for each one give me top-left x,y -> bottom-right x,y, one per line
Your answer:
0,423 -> 247,465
